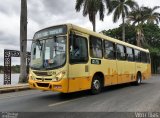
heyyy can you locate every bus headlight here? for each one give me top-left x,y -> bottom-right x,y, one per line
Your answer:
29,75 -> 36,81
52,71 -> 66,82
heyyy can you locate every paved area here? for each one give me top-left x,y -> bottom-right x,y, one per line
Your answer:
0,76 -> 159,115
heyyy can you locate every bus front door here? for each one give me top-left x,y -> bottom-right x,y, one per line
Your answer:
68,33 -> 90,92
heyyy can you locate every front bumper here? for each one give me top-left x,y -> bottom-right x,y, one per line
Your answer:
28,79 -> 68,93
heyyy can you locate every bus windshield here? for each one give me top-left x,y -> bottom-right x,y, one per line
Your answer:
30,36 -> 66,70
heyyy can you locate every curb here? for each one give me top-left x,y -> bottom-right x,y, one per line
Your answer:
0,84 -> 30,94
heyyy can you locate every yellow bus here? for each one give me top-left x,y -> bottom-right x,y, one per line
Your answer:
29,24 -> 151,94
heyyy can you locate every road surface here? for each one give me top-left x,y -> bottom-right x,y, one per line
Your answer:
0,75 -> 160,113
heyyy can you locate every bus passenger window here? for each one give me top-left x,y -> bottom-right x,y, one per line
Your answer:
104,40 -> 116,59
69,35 -> 88,64
141,51 -> 148,63
135,50 -> 141,62
126,47 -> 134,62
116,44 -> 126,60
90,36 -> 103,58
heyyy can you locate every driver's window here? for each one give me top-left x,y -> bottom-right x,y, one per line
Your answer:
32,43 -> 42,60
70,34 -> 88,64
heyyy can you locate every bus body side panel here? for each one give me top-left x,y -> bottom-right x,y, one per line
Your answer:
104,59 -> 117,86
68,31 -> 91,93
135,62 -> 142,79
146,64 -> 151,79
117,60 -> 125,84
89,58 -> 118,87
68,64 -> 91,92
141,63 -> 151,80
123,61 -> 136,83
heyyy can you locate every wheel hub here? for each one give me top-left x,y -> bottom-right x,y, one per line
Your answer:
138,76 -> 141,84
93,80 -> 100,90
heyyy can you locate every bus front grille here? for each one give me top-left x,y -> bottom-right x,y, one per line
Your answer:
33,71 -> 52,76
36,78 -> 52,81
36,83 -> 49,88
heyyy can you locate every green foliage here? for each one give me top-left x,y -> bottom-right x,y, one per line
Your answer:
0,65 -> 20,74
75,0 -> 110,31
142,23 -> 160,73
102,23 -> 160,49
127,5 -> 160,47
108,0 -> 137,41
143,24 -> 160,49
142,6 -> 160,24
101,24 -> 136,44
109,0 -> 137,22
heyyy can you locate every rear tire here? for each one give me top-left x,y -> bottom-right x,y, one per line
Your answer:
135,73 -> 142,85
91,75 -> 102,94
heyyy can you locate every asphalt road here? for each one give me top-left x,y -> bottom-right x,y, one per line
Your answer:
0,75 -> 160,113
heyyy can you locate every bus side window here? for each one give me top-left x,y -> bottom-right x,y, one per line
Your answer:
135,49 -> 141,62
69,34 -> 88,64
126,47 -> 134,62
141,51 -> 147,63
90,36 -> 103,58
116,44 -> 126,60
104,40 -> 116,60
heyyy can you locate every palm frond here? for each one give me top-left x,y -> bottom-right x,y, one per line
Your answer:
99,0 -> 105,21
113,7 -> 121,22
152,6 -> 160,11
124,5 -> 129,16
125,0 -> 137,8
82,0 -> 88,16
104,0 -> 111,9
75,0 -> 85,12
108,0 -> 119,15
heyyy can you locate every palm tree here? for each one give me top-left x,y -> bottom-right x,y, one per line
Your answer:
142,6 -> 160,24
75,0 -> 110,32
19,0 -> 28,83
127,5 -> 146,46
127,6 -> 160,47
127,6 -> 146,25
109,0 -> 137,41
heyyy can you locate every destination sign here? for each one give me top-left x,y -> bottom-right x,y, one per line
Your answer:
34,25 -> 67,39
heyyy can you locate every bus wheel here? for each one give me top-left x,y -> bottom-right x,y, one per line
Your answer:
91,76 -> 102,94
135,73 -> 142,85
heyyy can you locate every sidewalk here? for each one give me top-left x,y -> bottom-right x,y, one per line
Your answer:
0,83 -> 30,94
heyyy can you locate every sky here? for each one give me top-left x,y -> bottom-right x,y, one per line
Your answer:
0,0 -> 160,65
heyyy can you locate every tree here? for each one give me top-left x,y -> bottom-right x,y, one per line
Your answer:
142,6 -> 160,24
19,0 -> 27,83
127,5 -> 160,47
109,0 -> 137,41
101,24 -> 136,44
143,23 -> 160,48
127,5 -> 146,47
75,0 -> 110,32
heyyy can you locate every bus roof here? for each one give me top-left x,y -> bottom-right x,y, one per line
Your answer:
35,23 -> 149,53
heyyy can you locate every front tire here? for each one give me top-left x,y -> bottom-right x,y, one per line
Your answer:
91,76 -> 102,94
